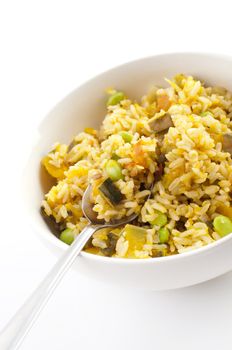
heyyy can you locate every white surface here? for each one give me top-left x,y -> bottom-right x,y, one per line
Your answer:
1,1 -> 232,349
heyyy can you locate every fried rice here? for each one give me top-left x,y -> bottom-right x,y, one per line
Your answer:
41,74 -> 232,259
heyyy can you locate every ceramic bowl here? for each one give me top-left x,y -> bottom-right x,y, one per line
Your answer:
23,52 -> 232,290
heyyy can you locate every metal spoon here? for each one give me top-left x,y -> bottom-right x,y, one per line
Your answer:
0,184 -> 138,350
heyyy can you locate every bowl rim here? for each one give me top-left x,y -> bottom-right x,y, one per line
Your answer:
34,51 -> 232,264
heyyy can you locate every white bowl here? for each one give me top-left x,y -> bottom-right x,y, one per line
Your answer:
23,52 -> 232,290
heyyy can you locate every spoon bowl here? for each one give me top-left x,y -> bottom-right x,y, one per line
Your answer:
82,183 -> 140,226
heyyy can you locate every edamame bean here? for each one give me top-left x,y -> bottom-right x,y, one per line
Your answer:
60,228 -> 75,245
105,159 -> 123,181
158,227 -> 170,243
213,215 -> 232,237
119,131 -> 133,143
107,92 -> 125,106
150,211 -> 167,227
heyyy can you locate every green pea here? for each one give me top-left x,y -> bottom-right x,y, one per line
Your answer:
158,227 -> 170,243
119,131 -> 133,143
107,92 -> 125,106
150,211 -> 167,227
213,215 -> 232,237
60,228 -> 75,245
105,159 -> 123,181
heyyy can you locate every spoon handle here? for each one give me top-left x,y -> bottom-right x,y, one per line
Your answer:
0,224 -> 99,350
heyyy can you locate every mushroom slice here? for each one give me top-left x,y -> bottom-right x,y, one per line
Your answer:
148,113 -> 174,133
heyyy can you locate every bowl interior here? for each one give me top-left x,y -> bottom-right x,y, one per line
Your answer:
23,53 -> 232,251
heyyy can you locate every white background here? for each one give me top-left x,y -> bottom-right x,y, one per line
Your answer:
1,1 -> 232,349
